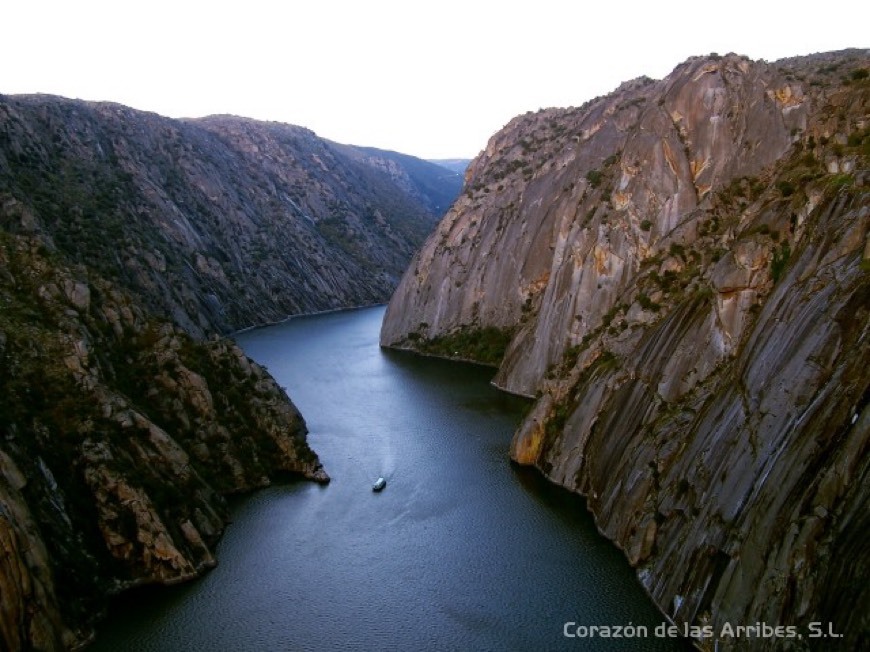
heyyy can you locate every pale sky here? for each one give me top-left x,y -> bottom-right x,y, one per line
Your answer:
3,1 -> 868,159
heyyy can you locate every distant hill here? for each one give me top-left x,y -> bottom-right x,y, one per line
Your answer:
334,145 -> 465,215
428,158 -> 472,175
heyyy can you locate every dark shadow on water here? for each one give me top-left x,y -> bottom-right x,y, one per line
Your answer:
379,346 -> 497,379
510,462 -> 695,651
98,578 -> 203,638
380,347 -> 531,414
512,462 -> 590,513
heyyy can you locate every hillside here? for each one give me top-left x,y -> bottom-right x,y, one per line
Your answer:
0,96 -> 458,649
428,158 -> 472,175
382,50 -> 870,650
0,97 -> 458,336
0,216 -> 327,648
332,144 -> 465,216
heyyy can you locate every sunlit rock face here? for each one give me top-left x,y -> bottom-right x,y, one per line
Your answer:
382,50 -> 870,650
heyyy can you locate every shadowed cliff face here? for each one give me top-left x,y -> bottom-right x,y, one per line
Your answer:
0,96 -> 459,649
0,98 -> 454,336
382,50 -> 870,650
0,220 -> 329,649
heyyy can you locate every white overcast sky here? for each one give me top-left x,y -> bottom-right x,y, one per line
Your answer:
3,1 -> 868,159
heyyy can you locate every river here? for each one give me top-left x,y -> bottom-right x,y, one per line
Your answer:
91,306 -> 688,651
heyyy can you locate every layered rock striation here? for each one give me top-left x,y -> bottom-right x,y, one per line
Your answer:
0,218 -> 328,649
382,50 -> 870,650
0,97 -> 455,337
0,96 -> 458,649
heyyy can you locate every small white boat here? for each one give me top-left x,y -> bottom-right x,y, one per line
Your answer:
372,477 -> 386,492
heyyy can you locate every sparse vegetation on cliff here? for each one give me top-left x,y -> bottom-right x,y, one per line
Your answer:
382,49 -> 870,651
0,92 -> 460,650
0,223 -> 328,648
406,325 -> 514,366
0,97 -> 454,337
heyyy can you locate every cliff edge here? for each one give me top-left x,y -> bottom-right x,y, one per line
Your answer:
381,50 -> 869,650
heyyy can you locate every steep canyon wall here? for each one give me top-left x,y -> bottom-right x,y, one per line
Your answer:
0,98 -> 456,649
382,50 -> 870,650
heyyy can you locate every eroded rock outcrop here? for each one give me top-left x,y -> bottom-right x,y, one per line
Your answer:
0,227 -> 326,650
382,50 -> 869,649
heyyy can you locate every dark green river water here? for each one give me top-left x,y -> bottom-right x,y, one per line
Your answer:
91,305 -> 688,651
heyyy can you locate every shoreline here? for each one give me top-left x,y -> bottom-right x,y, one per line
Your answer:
231,302 -> 387,336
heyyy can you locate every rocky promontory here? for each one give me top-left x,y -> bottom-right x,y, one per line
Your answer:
0,218 -> 327,648
382,50 -> 869,650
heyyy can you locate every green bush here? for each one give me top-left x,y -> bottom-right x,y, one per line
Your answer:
771,242 -> 791,283
669,242 -> 686,260
545,401 -> 570,439
586,169 -> 603,188
637,293 -> 661,312
829,174 -> 854,190
413,326 -> 514,366
776,180 -> 795,197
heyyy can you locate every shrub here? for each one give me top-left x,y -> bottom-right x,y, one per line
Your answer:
776,180 -> 795,197
586,169 -> 603,188
771,242 -> 791,283
829,174 -> 854,190
415,326 -> 514,366
640,219 -> 652,231
545,402 -> 570,438
637,293 -> 661,312
694,285 -> 714,301
677,478 -> 691,495
562,344 -> 583,371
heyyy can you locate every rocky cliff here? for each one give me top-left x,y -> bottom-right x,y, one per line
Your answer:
0,96 -> 456,336
382,50 -> 869,650
0,96 -> 457,650
0,212 -> 328,649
